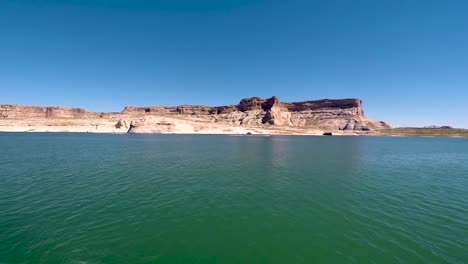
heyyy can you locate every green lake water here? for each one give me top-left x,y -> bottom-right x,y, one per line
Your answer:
1,133 -> 467,263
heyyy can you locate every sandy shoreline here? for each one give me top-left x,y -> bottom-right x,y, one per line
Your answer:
2,117 -> 466,138
0,125 -> 327,136
0,116 -> 329,136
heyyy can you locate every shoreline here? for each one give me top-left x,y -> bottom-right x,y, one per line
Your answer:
1,115 -> 466,138
1,130 -> 467,139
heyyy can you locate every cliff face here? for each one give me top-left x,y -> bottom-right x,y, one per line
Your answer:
0,105 -> 124,119
122,96 -> 389,131
0,105 -> 102,119
1,96 -> 390,132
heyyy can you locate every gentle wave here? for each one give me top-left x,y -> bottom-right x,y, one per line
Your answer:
1,134 -> 467,263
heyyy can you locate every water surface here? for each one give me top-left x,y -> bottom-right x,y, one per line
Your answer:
1,133 -> 467,263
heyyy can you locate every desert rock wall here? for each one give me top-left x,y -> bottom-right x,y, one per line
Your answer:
1,96 -> 390,132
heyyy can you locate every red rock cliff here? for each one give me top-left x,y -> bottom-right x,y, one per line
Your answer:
120,96 -> 384,130
1,96 -> 389,131
0,105 -> 101,119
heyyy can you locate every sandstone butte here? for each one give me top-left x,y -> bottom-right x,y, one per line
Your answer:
0,96 -> 391,135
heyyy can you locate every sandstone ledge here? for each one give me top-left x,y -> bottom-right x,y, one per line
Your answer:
0,96 -> 390,134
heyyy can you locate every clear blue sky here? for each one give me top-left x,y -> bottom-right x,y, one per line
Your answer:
1,0 -> 467,127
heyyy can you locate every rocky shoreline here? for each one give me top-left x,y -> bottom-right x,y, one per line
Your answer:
1,96 -> 391,135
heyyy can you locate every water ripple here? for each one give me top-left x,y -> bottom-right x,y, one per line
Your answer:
0,134 -> 467,263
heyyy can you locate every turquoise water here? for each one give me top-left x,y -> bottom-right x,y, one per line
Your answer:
1,133 -> 467,263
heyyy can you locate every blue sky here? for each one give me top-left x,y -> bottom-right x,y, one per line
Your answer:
1,0 -> 467,127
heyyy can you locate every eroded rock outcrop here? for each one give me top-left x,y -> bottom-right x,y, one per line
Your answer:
261,96 -> 283,125
120,96 -> 388,131
1,96 -> 390,133
0,104 -> 101,119
115,119 -> 128,129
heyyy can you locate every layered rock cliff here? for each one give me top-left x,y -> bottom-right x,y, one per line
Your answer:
0,96 -> 390,134
122,96 -> 389,131
0,104 -> 100,119
0,104 -> 123,119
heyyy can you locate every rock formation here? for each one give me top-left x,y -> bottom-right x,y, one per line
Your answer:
122,96 -> 389,131
0,96 -> 390,134
115,119 -> 128,129
0,104 -> 103,119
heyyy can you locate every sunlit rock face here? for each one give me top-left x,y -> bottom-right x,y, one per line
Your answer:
0,96 -> 390,133
0,105 -> 100,119
120,96 -> 389,131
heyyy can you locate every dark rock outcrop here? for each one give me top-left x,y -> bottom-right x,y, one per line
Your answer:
260,96 -> 283,125
238,97 -> 265,112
